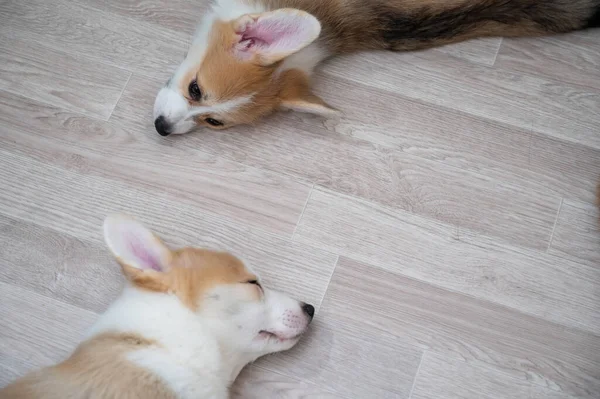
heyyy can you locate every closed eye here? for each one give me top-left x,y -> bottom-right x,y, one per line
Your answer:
247,280 -> 262,290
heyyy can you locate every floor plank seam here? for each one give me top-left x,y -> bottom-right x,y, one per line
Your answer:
490,38 -> 502,66
320,254 -> 340,305
107,71 -> 133,122
337,251 -> 600,336
547,197 -> 564,252
291,184 -> 314,239
0,87 -> 110,125
325,63 -> 600,150
407,350 -> 426,399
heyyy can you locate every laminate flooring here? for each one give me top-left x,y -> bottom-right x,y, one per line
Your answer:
0,1 -> 599,397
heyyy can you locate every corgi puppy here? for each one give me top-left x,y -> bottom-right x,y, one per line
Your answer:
0,215 -> 314,399
152,0 -> 600,135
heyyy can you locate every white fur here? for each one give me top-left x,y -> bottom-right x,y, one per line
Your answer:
88,288 -> 227,398
153,86 -> 254,134
153,0 -> 330,135
280,42 -> 329,75
81,215 -> 313,398
87,283 -> 309,398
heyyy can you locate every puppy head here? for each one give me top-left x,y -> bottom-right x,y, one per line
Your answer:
153,7 -> 336,136
103,215 -> 314,357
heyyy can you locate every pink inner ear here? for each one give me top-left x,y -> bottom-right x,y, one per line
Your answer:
244,20 -> 286,45
126,232 -> 162,271
237,16 -> 305,54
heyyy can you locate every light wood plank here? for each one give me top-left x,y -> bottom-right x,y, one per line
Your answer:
325,50 -> 600,150
528,134 -> 600,204
82,0 -> 210,34
260,317 -> 423,398
115,70 -> 600,210
322,257 -> 600,399
434,37 -> 502,66
0,38 -> 130,120
232,366 -> 345,399
0,149 -> 337,311
0,0 -> 186,78
411,352 -> 576,399
0,91 -> 312,236
112,74 -> 561,250
496,32 -> 600,91
294,188 -> 600,333
549,199 -> 600,268
0,282 -> 98,387
0,215 -> 123,313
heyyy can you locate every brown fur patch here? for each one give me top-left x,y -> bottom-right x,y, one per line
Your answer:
181,20 -> 282,128
124,248 -> 258,311
0,333 -> 175,399
256,0 -> 600,53
278,68 -> 336,112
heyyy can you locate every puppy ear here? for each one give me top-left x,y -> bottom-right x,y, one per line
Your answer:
233,9 -> 321,65
280,96 -> 340,117
278,69 -> 340,117
103,215 -> 172,273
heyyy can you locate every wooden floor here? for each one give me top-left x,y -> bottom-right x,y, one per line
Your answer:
1,0 -> 599,397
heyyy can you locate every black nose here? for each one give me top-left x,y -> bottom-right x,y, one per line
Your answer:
302,303 -> 315,319
154,116 -> 171,136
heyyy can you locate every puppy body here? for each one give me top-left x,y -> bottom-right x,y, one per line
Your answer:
153,0 -> 600,134
1,216 -> 314,399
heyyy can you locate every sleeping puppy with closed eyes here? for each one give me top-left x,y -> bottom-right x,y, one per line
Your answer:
0,215 -> 314,399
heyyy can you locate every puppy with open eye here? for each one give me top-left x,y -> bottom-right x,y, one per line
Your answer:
153,0 -> 600,136
0,215 -> 315,399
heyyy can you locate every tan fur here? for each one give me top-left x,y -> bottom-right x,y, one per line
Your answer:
278,69 -> 336,113
0,333 -> 175,399
121,248 -> 259,311
156,0 -> 600,131
1,246 -> 260,399
188,20 -> 282,128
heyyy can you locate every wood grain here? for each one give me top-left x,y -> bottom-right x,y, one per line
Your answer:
434,37 -> 502,66
495,32 -> 600,91
1,0 -> 600,396
323,257 -> 600,399
325,50 -> 600,150
528,134 -> 600,204
0,282 -> 98,386
0,38 -> 130,120
411,351 -> 576,399
0,214 -> 124,313
294,188 -> 600,333
259,319 -> 423,399
232,365 -> 345,399
549,199 -> 600,268
113,74 -> 562,250
0,149 -> 337,311
0,91 -> 313,236
0,0 -> 187,78
82,0 -> 210,34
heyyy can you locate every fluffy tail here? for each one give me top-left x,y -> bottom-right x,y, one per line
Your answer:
301,0 -> 600,53
588,4 -> 600,28
378,0 -> 600,51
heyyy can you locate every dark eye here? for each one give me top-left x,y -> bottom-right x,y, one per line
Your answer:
205,117 -> 223,126
188,80 -> 201,101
